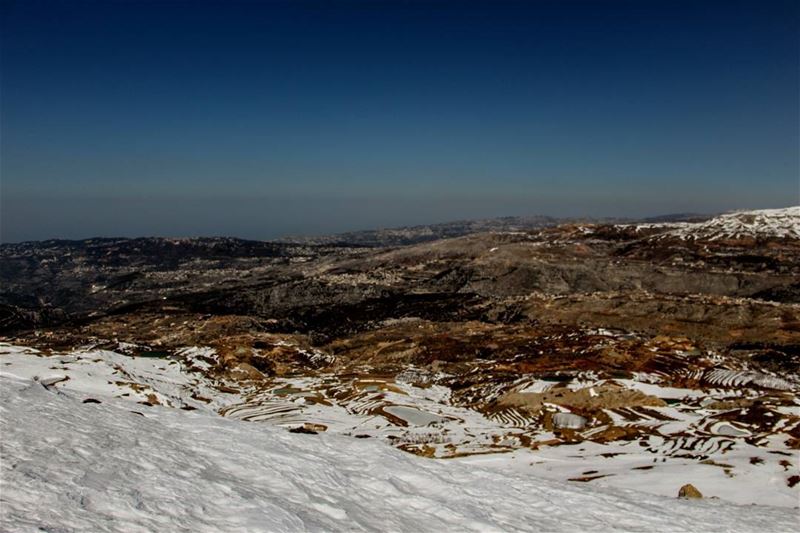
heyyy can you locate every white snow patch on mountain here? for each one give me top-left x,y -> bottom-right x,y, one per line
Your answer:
632,206 -> 800,241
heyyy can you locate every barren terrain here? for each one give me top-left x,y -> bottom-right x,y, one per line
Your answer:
2,207 -> 798,509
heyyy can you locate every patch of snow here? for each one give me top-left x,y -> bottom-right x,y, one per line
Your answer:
2,374 -> 797,532
552,412 -> 587,429
630,207 -> 800,241
517,380 -> 555,394
384,405 -> 447,426
703,368 -> 794,391
176,346 -> 219,371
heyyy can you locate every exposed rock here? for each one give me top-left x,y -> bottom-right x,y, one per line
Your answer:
226,362 -> 264,381
2,209 -> 799,339
498,384 -> 666,413
589,425 -> 641,443
288,426 -> 318,435
678,484 -> 703,499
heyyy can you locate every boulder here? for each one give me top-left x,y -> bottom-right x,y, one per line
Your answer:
678,484 -> 703,499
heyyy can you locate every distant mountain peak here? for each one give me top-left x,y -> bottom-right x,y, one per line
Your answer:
629,206 -> 800,241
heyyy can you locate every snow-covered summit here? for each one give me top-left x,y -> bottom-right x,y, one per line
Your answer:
639,206 -> 800,241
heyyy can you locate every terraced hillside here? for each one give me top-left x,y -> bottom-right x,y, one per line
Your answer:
1,207 -> 798,505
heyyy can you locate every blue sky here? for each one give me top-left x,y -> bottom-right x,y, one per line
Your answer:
1,0 -> 798,241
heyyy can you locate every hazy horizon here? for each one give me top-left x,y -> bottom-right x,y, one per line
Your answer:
2,0 -> 798,242
3,196 -> 798,243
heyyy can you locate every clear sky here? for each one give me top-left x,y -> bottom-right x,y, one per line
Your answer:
1,0 -> 798,242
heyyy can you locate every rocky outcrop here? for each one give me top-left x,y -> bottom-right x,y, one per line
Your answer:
678,484 -> 703,499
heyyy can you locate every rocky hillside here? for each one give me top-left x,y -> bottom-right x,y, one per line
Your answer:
638,206 -> 800,241
1,208 -> 798,337
2,207 -> 798,512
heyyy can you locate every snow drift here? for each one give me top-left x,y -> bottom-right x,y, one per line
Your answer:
1,372 -> 796,532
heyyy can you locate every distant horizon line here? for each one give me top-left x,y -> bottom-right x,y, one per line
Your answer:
4,205 -> 797,245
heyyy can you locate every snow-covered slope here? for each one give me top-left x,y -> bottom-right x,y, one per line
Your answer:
2,367 -> 798,531
632,206 -> 800,241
